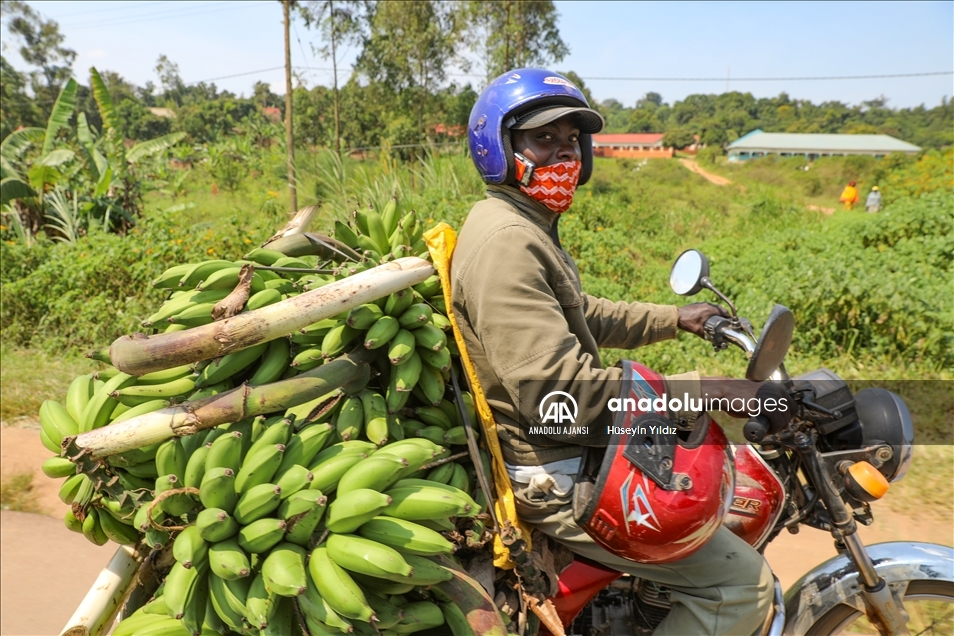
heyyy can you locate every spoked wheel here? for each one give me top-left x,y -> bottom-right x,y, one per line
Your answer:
806,580 -> 954,635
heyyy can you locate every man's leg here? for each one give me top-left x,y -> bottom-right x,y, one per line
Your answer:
515,485 -> 774,636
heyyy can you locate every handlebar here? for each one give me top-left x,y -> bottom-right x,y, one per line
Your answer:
743,415 -> 771,443
703,315 -> 756,355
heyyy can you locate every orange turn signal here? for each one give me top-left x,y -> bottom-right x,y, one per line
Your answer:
845,461 -> 890,502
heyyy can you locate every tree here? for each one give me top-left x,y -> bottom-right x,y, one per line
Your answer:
559,70 -> 597,109
637,92 -> 663,108
464,1 -> 568,78
252,81 -> 281,110
155,55 -> 185,107
300,0 -> 365,156
1,54 -> 43,138
356,1 -> 461,141
663,127 -> 695,150
2,1 -> 76,110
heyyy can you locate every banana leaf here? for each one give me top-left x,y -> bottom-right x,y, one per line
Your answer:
42,78 -> 77,155
27,163 -> 62,192
0,176 -> 36,207
77,112 -> 109,181
126,132 -> 186,164
89,68 -> 119,135
1,127 -> 43,161
39,148 -> 75,167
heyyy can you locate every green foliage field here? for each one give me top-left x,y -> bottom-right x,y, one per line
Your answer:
2,148 -> 951,439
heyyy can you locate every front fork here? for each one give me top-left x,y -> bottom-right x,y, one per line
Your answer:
793,433 -> 911,635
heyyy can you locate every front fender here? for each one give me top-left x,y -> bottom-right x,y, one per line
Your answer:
782,541 -> 954,635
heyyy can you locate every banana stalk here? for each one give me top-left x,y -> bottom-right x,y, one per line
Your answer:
263,231 -> 362,262
110,257 -> 434,376
59,545 -> 141,636
71,352 -> 370,460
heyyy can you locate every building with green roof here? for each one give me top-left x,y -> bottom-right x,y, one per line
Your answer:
726,130 -> 921,162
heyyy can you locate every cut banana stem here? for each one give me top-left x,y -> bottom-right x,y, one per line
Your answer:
72,354 -> 370,459
110,257 -> 434,376
59,545 -> 140,636
263,231 -> 362,262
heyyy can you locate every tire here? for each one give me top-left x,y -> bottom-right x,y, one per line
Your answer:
805,580 -> 954,635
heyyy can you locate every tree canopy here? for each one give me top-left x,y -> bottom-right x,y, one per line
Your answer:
2,0 -> 949,152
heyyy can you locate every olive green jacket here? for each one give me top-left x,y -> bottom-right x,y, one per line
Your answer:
451,186 -> 687,465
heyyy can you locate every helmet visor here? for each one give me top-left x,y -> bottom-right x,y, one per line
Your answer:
507,105 -> 604,134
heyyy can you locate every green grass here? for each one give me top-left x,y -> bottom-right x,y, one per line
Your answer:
0,346 -> 99,421
0,471 -> 43,513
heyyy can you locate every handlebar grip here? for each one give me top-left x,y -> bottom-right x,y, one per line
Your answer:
743,416 -> 770,443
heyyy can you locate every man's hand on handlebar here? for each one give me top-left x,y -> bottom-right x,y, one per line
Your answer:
677,303 -> 727,338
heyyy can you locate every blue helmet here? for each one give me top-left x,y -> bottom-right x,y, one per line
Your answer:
468,68 -> 604,187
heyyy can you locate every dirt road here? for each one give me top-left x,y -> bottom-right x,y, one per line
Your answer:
2,420 -> 951,634
678,158 -> 732,185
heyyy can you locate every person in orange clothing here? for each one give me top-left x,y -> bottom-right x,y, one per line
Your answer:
839,180 -> 860,210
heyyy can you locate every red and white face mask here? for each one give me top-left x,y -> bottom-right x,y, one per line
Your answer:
517,159 -> 582,214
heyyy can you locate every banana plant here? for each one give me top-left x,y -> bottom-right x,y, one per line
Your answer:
0,67 -> 186,238
0,78 -> 78,232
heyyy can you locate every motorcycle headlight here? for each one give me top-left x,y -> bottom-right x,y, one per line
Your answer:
855,388 -> 914,482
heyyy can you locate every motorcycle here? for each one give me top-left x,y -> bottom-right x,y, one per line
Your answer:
516,249 -> 953,636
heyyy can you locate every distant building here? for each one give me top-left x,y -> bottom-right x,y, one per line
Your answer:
262,107 -> 282,123
592,133 -> 674,159
726,129 -> 920,162
148,107 -> 176,119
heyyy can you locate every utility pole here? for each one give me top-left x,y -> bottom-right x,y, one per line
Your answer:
330,0 -> 341,158
283,0 -> 298,214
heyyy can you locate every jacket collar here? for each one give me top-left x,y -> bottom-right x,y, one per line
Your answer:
486,184 -> 559,231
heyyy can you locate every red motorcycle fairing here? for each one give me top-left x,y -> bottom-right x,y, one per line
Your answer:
574,361 -> 736,564
724,441 -> 786,550
549,559 -> 622,630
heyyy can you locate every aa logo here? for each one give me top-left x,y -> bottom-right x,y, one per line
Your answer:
539,391 -> 578,424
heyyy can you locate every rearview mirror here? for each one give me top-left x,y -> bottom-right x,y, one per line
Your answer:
746,305 -> 795,381
670,249 -> 710,297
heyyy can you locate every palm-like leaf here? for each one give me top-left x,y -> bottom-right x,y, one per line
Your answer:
0,177 -> 37,207
1,127 -> 44,161
39,149 -> 76,167
77,113 -> 108,180
89,68 -> 119,134
27,163 -> 62,193
94,166 -> 113,198
42,79 -> 78,155
44,187 -> 82,243
126,132 -> 186,164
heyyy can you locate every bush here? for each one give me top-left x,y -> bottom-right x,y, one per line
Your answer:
705,191 -> 952,368
0,211 -> 270,353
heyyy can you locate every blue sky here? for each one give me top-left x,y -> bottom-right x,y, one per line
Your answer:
2,1 -> 952,109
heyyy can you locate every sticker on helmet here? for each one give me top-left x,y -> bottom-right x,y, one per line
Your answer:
620,471 -> 661,533
543,76 -> 574,87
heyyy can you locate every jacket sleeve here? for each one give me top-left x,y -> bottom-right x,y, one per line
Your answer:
582,294 -> 679,349
460,225 -> 617,446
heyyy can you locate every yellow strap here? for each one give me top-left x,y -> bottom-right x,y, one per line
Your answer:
424,223 -> 532,568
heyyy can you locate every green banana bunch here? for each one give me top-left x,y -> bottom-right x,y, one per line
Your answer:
244,570 -> 278,629
326,533 -> 413,580
308,545 -> 375,622
208,538 -> 251,580
261,541 -> 308,597
173,525 -> 208,569
357,516 -> 455,556
280,489 -> 327,546
325,488 -> 392,533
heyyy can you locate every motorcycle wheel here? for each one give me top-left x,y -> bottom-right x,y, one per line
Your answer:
805,580 -> 954,635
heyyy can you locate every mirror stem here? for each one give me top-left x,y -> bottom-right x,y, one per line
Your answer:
700,277 -> 738,318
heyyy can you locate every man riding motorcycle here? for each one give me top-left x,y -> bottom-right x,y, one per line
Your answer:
450,68 -> 776,635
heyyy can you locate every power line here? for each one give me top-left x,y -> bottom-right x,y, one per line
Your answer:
187,66 -> 287,85
580,71 -> 954,82
17,1 -> 166,19
60,2 -> 264,31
